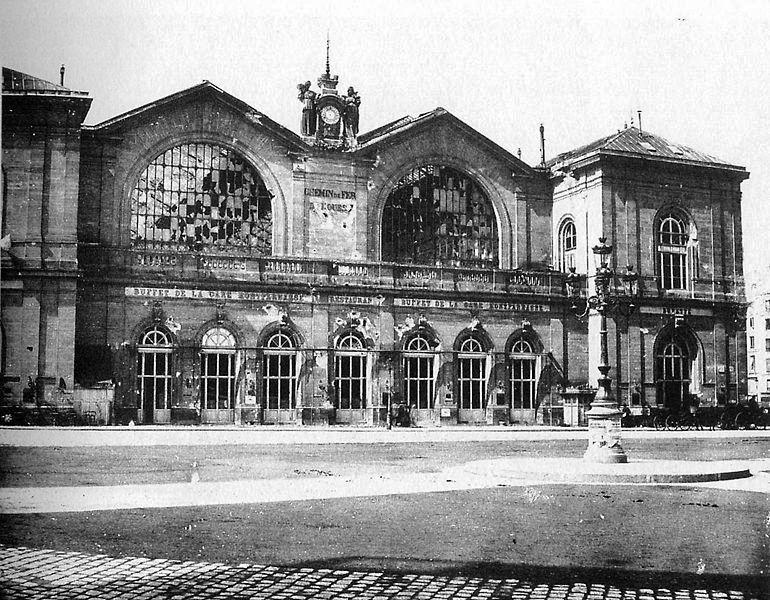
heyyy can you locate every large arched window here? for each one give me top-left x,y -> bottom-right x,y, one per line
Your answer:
657,212 -> 689,290
262,332 -> 297,411
130,143 -> 273,254
334,333 -> 367,410
510,339 -> 538,409
457,337 -> 487,410
201,327 -> 237,412
557,219 -> 577,272
403,335 -> 435,410
382,165 -> 498,268
137,327 -> 173,423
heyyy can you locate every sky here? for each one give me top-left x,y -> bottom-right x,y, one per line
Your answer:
2,0 -> 769,293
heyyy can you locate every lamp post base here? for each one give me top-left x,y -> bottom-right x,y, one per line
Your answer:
584,408 -> 628,464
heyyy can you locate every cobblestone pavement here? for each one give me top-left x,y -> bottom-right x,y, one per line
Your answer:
0,546 -> 763,600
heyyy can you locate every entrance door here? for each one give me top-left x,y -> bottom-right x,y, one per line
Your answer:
334,333 -> 368,425
200,327 -> 237,424
262,332 -> 297,424
457,338 -> 487,424
656,339 -> 690,413
403,336 -> 435,424
137,327 -> 172,424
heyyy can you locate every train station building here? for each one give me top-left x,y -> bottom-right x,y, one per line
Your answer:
1,62 -> 749,426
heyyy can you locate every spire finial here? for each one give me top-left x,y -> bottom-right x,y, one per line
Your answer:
325,31 -> 330,78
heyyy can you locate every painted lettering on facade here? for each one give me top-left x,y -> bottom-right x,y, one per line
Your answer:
327,295 -> 384,306
125,287 -> 309,303
394,298 -> 548,311
304,187 -> 357,200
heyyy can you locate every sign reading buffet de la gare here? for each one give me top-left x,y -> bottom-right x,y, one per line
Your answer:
305,186 -> 358,260
394,298 -> 549,311
124,287 -> 310,303
124,287 -> 550,313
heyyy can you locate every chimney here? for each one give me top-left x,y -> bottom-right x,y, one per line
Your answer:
539,123 -> 546,166
60,64 -> 65,86
637,110 -> 643,132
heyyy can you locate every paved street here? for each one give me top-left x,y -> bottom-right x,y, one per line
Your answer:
0,545 -> 763,600
0,428 -> 767,599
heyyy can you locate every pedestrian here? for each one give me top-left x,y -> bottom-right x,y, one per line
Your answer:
409,403 -> 418,428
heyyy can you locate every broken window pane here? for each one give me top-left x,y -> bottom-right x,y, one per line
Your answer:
381,165 -> 499,268
130,143 -> 273,255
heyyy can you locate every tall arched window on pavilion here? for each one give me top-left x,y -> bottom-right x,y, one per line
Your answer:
334,332 -> 367,410
200,327 -> 238,420
457,336 -> 487,412
657,212 -> 690,290
130,143 -> 273,254
382,165 -> 498,268
557,218 -> 577,272
137,327 -> 173,424
510,339 -> 538,410
403,335 -> 435,410
262,331 -> 297,418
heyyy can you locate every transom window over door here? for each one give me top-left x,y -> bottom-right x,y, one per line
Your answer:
137,327 -> 173,414
335,333 -> 367,409
130,143 -> 273,254
657,213 -> 688,290
201,327 -> 237,411
403,335 -> 435,410
262,332 -> 297,410
382,165 -> 498,268
458,337 -> 487,409
510,340 -> 537,409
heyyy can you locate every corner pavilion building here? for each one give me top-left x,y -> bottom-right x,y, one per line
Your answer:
1,64 -> 749,426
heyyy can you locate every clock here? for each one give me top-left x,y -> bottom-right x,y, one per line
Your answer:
320,105 -> 341,125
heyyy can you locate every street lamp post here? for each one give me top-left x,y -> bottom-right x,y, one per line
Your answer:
566,237 -> 639,464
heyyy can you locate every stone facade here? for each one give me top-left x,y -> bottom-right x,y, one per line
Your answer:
1,66 -> 750,426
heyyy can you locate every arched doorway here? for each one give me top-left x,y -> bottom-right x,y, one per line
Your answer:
200,326 -> 238,423
654,326 -> 700,412
333,332 -> 369,424
402,334 -> 437,423
456,335 -> 490,423
137,326 -> 174,424
261,331 -> 298,424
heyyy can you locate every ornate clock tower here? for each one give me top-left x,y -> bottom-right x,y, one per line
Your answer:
297,40 -> 361,150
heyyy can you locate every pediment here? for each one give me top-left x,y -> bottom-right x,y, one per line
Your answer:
355,107 -> 535,178
87,81 -> 308,152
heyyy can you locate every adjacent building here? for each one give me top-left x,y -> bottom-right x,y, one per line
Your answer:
1,62 -> 750,426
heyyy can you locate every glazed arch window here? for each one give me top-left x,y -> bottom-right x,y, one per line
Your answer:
657,212 -> 689,290
557,219 -> 577,272
262,332 -> 297,411
200,327 -> 237,411
382,165 -> 499,268
130,143 -> 273,254
457,337 -> 487,410
137,327 -> 173,412
334,333 -> 367,410
403,335 -> 435,410
510,339 -> 538,410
